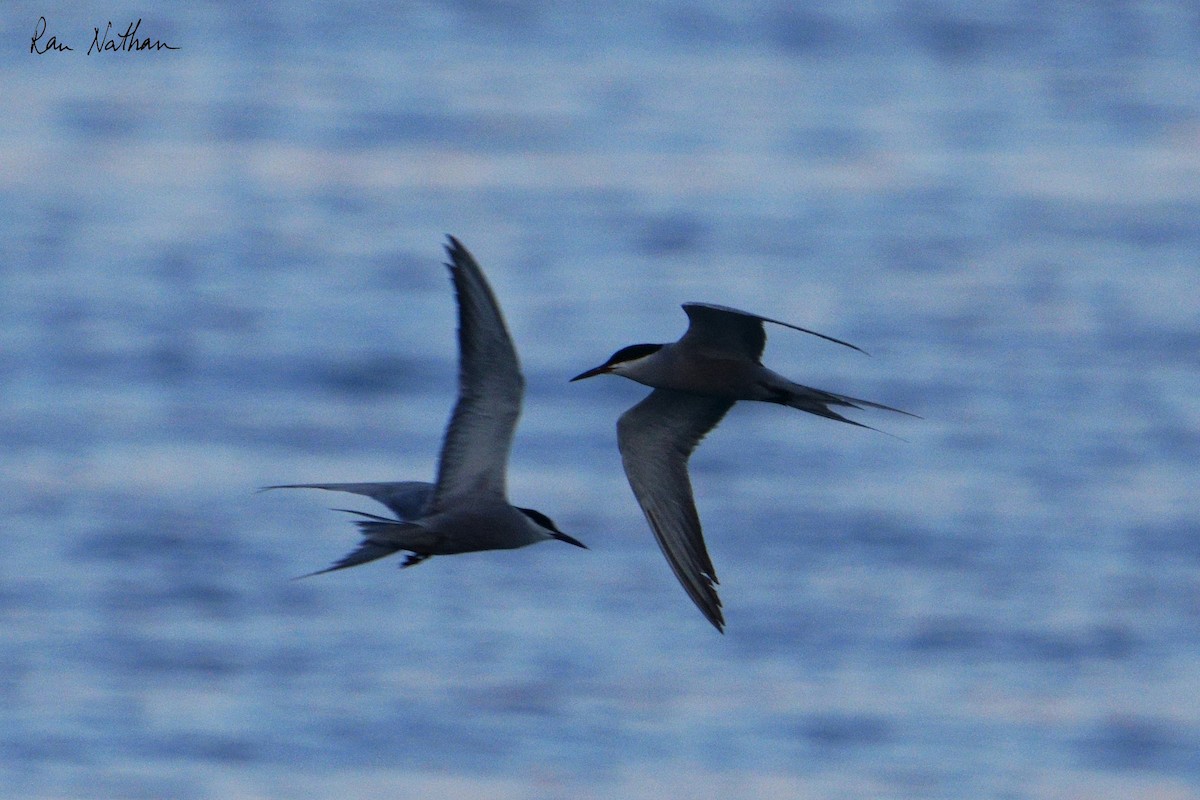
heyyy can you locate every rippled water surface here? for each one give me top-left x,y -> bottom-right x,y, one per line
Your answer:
3,3 -> 1200,798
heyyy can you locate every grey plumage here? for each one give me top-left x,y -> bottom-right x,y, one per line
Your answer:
264,236 -> 585,579
617,389 -> 734,631
573,302 -> 916,631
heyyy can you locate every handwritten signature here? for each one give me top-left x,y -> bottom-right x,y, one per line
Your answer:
30,17 -> 180,55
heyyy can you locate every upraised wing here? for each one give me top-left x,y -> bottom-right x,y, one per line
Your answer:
616,388 -> 735,632
680,302 -> 867,361
431,236 -> 525,509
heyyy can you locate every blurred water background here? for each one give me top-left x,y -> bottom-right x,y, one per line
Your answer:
3,2 -> 1199,798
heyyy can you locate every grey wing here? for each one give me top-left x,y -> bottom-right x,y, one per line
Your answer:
431,236 -> 524,509
681,302 -> 867,358
616,389 -> 735,632
261,482 -> 435,520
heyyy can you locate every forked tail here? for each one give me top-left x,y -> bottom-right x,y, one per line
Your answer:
295,512 -> 428,578
776,382 -> 920,435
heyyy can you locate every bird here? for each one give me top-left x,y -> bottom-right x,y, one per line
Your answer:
571,302 -> 915,631
264,235 -> 586,578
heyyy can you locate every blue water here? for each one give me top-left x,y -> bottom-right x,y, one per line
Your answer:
3,3 -> 1199,798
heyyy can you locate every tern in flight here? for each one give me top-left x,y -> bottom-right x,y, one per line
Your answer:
265,236 -> 586,577
571,302 -> 915,631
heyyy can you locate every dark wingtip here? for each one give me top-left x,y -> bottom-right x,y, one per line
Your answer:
812,331 -> 868,356
804,326 -> 870,356
706,595 -> 726,633
682,301 -> 871,356
257,484 -> 318,494
443,234 -> 469,271
703,603 -> 726,633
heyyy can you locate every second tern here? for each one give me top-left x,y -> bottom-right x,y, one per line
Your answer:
572,302 -> 915,631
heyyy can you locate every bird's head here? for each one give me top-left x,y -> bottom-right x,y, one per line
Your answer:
570,343 -> 663,381
517,507 -> 587,548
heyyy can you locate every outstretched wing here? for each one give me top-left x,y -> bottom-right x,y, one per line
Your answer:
431,236 -> 524,509
261,482 -> 434,520
616,388 -> 735,632
680,302 -> 867,361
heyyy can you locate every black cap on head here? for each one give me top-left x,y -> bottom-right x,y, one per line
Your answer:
608,343 -> 663,364
517,507 -> 587,548
570,343 -> 662,381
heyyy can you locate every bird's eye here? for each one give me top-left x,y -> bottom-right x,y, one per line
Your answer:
518,507 -> 558,531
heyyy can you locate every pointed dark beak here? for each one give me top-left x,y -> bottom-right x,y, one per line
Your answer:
553,531 -> 588,549
570,364 -> 610,382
